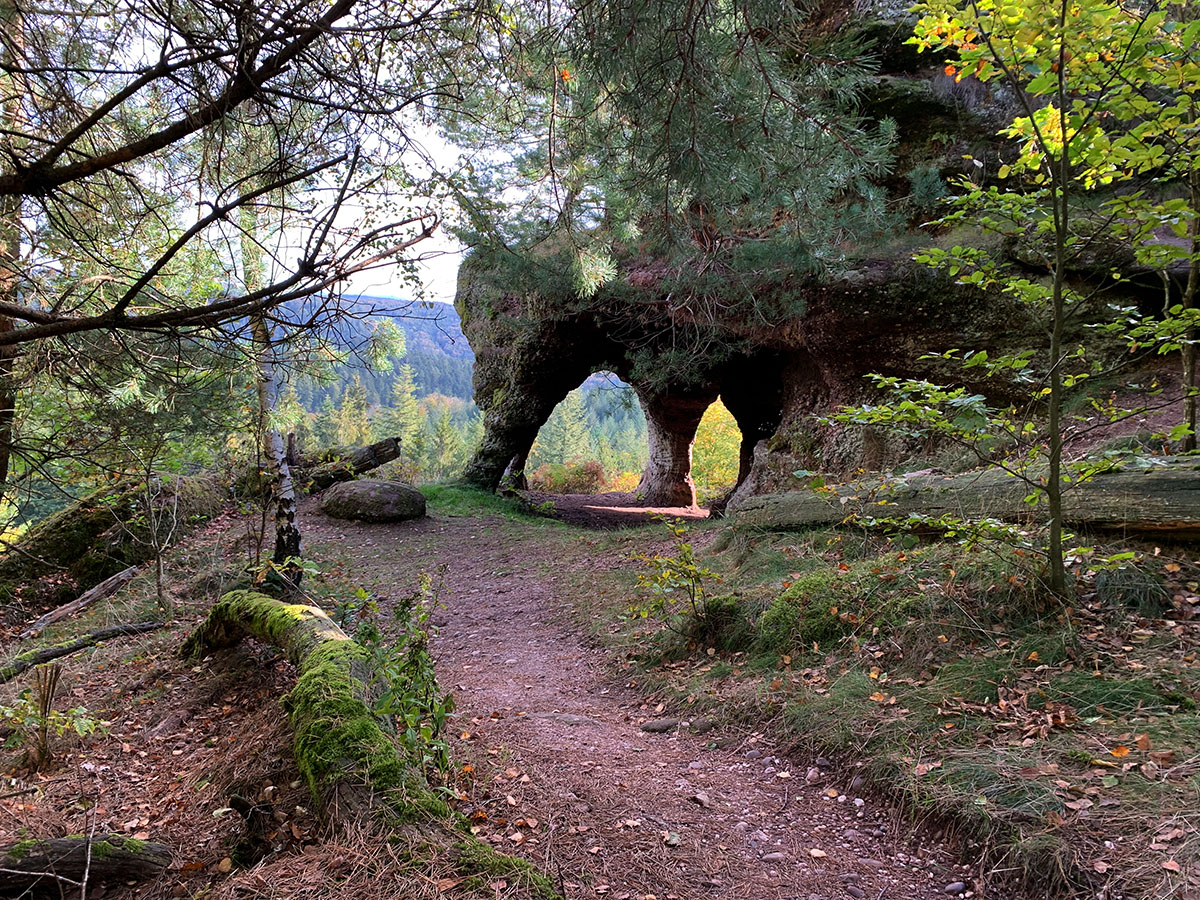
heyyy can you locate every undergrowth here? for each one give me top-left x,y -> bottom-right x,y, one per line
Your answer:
610,521 -> 1200,900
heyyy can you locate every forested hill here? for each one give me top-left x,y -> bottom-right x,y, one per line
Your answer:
292,299 -> 475,409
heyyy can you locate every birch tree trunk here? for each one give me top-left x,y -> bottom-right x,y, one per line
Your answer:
241,202 -> 302,581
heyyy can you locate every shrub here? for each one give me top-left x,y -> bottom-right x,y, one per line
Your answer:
528,459 -> 606,493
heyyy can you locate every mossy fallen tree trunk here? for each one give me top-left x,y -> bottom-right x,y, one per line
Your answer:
182,591 -> 559,898
0,622 -> 164,684
730,457 -> 1200,539
0,474 -> 223,613
299,437 -> 403,494
0,834 -> 170,895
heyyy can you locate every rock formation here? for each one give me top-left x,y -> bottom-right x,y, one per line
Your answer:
454,9 -> 1165,508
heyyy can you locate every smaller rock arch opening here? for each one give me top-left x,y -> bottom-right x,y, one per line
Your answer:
524,373 -> 649,494
692,399 -> 744,505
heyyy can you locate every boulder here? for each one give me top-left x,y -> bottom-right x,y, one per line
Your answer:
320,479 -> 426,522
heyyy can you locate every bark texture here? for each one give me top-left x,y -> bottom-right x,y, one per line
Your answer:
20,565 -> 139,638
0,834 -> 170,894
302,436 -> 404,493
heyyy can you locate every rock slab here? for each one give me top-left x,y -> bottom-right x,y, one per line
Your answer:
321,479 -> 426,523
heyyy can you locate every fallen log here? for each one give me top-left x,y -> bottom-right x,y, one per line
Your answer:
182,591 -> 558,896
300,437 -> 403,493
1,622 -> 164,684
19,565 -> 139,639
730,457 -> 1200,539
0,833 -> 170,895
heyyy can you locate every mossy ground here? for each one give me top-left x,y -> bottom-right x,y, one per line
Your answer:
588,520 -> 1200,899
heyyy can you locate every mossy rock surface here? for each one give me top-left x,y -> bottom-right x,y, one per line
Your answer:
320,479 -> 427,523
0,474 -> 224,610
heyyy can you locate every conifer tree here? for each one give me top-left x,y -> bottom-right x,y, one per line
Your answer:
336,376 -> 372,447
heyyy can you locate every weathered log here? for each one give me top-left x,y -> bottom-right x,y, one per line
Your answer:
182,591 -> 558,896
1,622 -> 164,683
730,457 -> 1200,539
19,565 -> 139,638
0,833 -> 170,894
0,474 -> 223,612
300,437 -> 403,493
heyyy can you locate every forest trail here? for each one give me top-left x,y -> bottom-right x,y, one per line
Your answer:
306,503 -> 1002,900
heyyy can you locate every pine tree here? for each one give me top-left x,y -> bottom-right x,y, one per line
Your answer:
336,376 -> 372,447
376,364 -> 424,454
533,390 -> 592,467
426,408 -> 464,480
314,395 -> 338,449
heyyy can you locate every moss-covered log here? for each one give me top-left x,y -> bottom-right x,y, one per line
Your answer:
0,622 -> 164,683
730,457 -> 1200,539
0,834 -> 170,895
182,591 -> 559,898
299,436 -> 404,493
0,474 -> 223,613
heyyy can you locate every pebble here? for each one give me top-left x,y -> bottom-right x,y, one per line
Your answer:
640,718 -> 680,733
816,756 -> 833,769
858,858 -> 884,868
805,767 -> 823,784
838,873 -> 860,883
746,749 -> 763,759
761,852 -> 786,862
850,775 -> 865,790
846,887 -> 865,899
842,829 -> 860,841
944,883 -> 967,895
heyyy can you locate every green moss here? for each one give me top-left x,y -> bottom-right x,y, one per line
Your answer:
186,590 -> 563,898
451,840 -> 558,898
91,840 -> 116,860
7,839 -> 37,860
757,571 -> 852,652
122,837 -> 146,853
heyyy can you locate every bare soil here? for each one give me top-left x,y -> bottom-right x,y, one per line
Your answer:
305,503 -> 1016,900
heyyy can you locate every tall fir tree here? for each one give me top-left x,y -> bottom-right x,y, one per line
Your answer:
532,390 -> 591,467
336,375 -> 372,447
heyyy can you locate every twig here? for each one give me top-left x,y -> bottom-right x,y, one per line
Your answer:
0,867 -> 81,886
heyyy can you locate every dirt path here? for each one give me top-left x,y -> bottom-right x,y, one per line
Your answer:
306,505 -> 998,900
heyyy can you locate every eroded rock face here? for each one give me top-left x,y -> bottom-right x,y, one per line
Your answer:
321,480 -> 426,522
453,9 -> 1156,506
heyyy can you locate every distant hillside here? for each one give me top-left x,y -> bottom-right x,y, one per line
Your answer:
293,299 -> 476,410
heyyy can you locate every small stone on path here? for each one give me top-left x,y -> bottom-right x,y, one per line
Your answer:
640,718 -> 680,733
944,882 -> 967,895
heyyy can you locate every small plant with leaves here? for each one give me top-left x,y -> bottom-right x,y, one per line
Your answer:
343,571 -> 456,779
630,517 -> 723,638
1,664 -> 104,771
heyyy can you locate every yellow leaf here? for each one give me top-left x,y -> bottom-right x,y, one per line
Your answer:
1111,746 -> 1130,758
